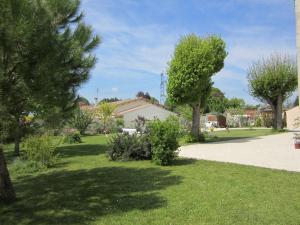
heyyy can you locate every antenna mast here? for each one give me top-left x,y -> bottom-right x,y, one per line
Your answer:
160,71 -> 166,104
94,88 -> 99,105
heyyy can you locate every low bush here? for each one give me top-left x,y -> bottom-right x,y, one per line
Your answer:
63,130 -> 82,144
262,114 -> 273,128
69,109 -> 93,135
22,134 -> 59,167
254,117 -> 262,127
147,116 -> 180,166
183,132 -> 205,143
9,158 -> 45,174
107,133 -> 151,161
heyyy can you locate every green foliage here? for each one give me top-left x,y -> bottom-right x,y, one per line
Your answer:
226,98 -> 246,109
99,97 -> 120,103
10,158 -> 45,174
63,130 -> 82,144
205,87 -> 227,113
69,108 -> 93,135
167,34 -> 227,106
134,116 -> 147,133
254,117 -> 262,127
107,133 -> 151,161
0,0 -> 100,151
22,135 -> 59,167
248,54 -> 297,129
183,132 -> 205,143
97,102 -> 116,133
248,54 -> 297,103
167,34 -> 227,137
226,107 -> 245,116
262,114 -> 273,128
147,117 -> 180,166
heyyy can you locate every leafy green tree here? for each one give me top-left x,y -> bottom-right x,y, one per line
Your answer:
70,108 -> 93,135
0,0 -> 100,202
100,97 -> 120,103
167,34 -> 227,139
205,87 -> 227,113
97,102 -> 116,133
226,97 -> 246,109
248,54 -> 297,129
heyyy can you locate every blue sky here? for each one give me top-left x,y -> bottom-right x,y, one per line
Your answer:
79,0 -> 296,104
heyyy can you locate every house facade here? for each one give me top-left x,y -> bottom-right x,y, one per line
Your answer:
113,98 -> 177,128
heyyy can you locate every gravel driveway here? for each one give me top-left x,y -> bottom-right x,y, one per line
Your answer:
179,132 -> 300,172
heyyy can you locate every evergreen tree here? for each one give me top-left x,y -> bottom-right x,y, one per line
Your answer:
0,0 -> 100,203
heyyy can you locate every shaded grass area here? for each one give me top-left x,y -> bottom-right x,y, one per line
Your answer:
2,135 -> 300,225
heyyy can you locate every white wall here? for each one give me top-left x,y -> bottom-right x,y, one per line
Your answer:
122,104 -> 177,128
286,106 -> 300,130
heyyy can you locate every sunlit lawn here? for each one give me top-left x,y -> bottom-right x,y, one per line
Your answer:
205,128 -> 282,143
1,134 -> 300,225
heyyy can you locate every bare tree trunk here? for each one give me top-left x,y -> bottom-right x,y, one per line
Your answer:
275,95 -> 283,129
191,102 -> 201,139
0,146 -> 16,203
270,104 -> 276,129
14,136 -> 20,156
14,120 -> 21,156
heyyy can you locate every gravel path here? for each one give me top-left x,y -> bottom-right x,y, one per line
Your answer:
179,132 -> 300,172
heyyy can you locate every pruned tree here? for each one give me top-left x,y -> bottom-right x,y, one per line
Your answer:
0,0 -> 100,203
97,102 -> 116,133
69,108 -> 93,135
248,54 -> 297,129
167,34 -> 227,139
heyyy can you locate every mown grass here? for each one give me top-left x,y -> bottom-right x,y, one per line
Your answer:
1,134 -> 300,225
205,128 -> 282,143
180,128 -> 282,145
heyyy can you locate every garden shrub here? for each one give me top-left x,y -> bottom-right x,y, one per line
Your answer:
69,108 -> 93,135
63,130 -> 82,144
22,134 -> 59,167
254,117 -> 262,127
10,158 -> 45,174
183,132 -> 205,143
147,116 -> 180,166
262,114 -> 273,128
107,133 -> 151,161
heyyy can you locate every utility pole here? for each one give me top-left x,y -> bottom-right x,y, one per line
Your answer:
160,71 -> 166,104
94,88 -> 99,105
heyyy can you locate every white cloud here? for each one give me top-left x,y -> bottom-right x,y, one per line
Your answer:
111,87 -> 118,92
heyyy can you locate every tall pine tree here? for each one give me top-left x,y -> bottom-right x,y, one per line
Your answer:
0,0 -> 100,203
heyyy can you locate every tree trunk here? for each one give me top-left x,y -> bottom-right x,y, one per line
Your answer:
14,120 -> 21,156
14,136 -> 20,156
0,146 -> 16,203
191,103 -> 201,139
270,104 -> 276,129
275,95 -> 283,129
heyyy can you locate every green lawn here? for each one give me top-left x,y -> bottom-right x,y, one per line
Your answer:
205,128 -> 282,143
180,128 -> 282,145
2,134 -> 300,225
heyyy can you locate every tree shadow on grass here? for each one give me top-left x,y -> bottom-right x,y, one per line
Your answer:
1,167 -> 182,225
57,143 -> 107,158
173,158 -> 198,166
205,136 -> 261,144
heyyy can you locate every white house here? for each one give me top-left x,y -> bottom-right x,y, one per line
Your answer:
113,98 -> 177,128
